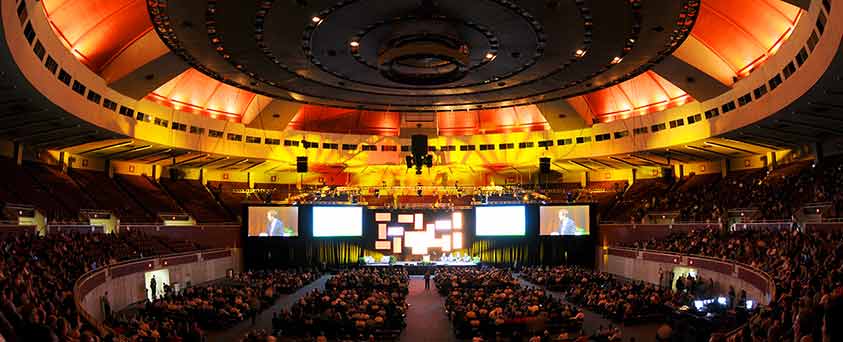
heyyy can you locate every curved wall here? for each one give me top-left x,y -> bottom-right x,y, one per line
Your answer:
603,247 -> 774,305
75,248 -> 242,325
1,0 -> 840,164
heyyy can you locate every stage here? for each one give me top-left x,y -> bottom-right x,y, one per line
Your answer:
361,260 -> 479,274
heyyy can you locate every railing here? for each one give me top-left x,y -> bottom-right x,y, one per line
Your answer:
72,247 -> 233,338
607,246 -> 775,339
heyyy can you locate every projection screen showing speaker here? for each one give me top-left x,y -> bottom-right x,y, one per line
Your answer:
539,205 -> 590,236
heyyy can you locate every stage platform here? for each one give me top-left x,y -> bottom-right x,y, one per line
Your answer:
363,260 -> 479,267
361,260 -> 479,274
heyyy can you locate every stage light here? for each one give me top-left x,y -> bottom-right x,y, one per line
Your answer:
350,41 -> 360,47
717,297 -> 727,306
693,300 -> 704,310
611,56 -> 623,64
311,16 -> 322,23
746,300 -> 754,310
574,49 -> 587,58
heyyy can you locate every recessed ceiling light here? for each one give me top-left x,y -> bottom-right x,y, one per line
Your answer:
485,52 -> 495,59
574,49 -> 587,58
611,56 -> 623,64
311,16 -> 322,23
350,41 -> 360,48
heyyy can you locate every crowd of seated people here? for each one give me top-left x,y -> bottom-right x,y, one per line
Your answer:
435,267 -> 585,341
110,269 -> 320,340
622,227 -> 843,342
521,266 -> 686,323
259,268 -> 410,341
0,230 -> 201,342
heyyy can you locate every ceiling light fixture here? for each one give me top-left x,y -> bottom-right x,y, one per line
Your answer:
611,56 -> 623,64
349,41 -> 360,48
574,49 -> 587,58
485,52 -> 495,60
311,16 -> 322,23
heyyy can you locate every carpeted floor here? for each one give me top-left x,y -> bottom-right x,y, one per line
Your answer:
400,276 -> 459,342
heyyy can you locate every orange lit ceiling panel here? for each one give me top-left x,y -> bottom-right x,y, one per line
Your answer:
289,106 -> 401,136
437,105 -> 549,136
679,0 -> 801,79
42,0 -> 153,73
146,69 -> 258,122
571,71 -> 693,122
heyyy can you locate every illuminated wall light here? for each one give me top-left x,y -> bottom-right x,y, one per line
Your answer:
387,226 -> 405,236
441,234 -> 452,252
311,16 -> 322,23
452,212 -> 463,230
574,49 -> 587,58
611,56 -> 623,64
452,232 -> 463,249
414,213 -> 424,230
435,220 -> 452,230
485,52 -> 495,60
378,223 -> 387,239
375,240 -> 391,250
393,237 -> 402,253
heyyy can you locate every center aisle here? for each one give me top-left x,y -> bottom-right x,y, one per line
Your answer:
400,276 -> 459,342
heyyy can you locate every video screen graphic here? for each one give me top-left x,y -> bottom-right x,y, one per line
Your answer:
312,206 -> 363,237
475,205 -> 526,236
539,205 -> 590,236
247,206 -> 299,237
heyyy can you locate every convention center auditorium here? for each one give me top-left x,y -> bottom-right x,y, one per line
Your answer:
0,0 -> 841,341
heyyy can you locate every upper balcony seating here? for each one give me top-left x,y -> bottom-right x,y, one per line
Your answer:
69,169 -> 151,222
114,174 -> 184,219
206,181 -> 248,220
159,178 -> 233,223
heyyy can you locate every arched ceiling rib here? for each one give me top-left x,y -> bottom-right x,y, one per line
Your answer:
146,69 -> 261,122
674,0 -> 802,83
42,0 -> 153,73
568,71 -> 693,123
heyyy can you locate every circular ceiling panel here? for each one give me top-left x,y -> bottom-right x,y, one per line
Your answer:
148,0 -> 698,111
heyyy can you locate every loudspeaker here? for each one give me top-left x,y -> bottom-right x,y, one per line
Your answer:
539,157 -> 551,173
296,156 -> 308,173
411,135 -> 428,156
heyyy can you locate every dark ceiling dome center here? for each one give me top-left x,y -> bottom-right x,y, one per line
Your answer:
377,18 -> 470,85
148,0 -> 700,111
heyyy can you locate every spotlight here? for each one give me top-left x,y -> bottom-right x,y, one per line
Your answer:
611,56 -> 623,64
574,49 -> 587,58
311,16 -> 322,23
485,52 -> 495,60
717,297 -> 727,306
349,41 -> 360,48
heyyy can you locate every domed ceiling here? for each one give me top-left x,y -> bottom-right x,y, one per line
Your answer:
41,0 -> 802,132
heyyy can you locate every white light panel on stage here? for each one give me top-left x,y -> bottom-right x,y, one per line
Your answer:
375,212 -> 392,222
387,226 -> 405,236
398,214 -> 414,223
435,220 -> 452,230
452,212 -> 463,230
452,232 -> 463,249
414,213 -> 424,230
375,240 -> 391,250
392,237 -> 402,253
378,224 -> 387,239
441,234 -> 452,251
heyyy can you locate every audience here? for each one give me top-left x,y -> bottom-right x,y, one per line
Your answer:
624,227 -> 843,342
436,267 -> 585,341
0,230 -> 198,342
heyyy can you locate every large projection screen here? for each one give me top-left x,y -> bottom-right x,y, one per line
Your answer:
312,206 -> 363,237
475,206 -> 526,236
247,206 -> 299,237
539,205 -> 590,236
